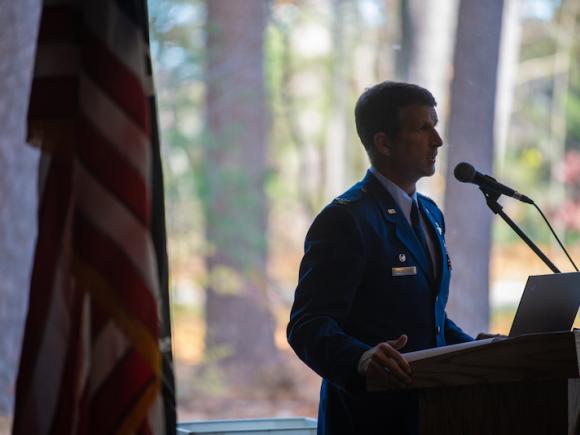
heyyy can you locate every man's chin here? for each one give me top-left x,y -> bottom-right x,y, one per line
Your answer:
424,166 -> 436,177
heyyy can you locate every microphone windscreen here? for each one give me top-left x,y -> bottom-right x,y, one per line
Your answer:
454,162 -> 476,183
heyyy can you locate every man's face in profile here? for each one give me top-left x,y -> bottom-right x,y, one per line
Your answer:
387,104 -> 443,184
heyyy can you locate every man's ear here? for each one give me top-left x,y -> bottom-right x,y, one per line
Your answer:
373,132 -> 392,157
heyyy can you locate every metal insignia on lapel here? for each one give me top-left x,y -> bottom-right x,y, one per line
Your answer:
433,220 -> 442,233
387,208 -> 396,214
399,253 -> 406,262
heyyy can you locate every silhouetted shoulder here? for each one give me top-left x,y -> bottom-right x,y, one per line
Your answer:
327,181 -> 376,215
418,193 -> 438,208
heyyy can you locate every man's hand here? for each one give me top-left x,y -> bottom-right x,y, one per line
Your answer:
476,332 -> 507,340
362,334 -> 412,388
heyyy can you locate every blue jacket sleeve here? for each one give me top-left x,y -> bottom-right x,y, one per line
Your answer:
287,204 -> 370,391
444,314 -> 474,344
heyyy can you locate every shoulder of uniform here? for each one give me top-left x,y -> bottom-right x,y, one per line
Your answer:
418,193 -> 444,219
333,197 -> 352,205
332,194 -> 361,206
418,193 -> 445,231
332,184 -> 368,206
418,193 -> 438,208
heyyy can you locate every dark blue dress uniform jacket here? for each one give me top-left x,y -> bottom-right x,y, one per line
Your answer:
287,171 -> 473,435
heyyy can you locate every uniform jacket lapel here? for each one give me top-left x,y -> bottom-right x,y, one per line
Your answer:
362,171 -> 435,283
418,195 -> 448,293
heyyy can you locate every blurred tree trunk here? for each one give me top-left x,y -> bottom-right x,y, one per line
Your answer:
396,0 -> 412,80
406,0 -> 458,136
405,0 -> 459,200
324,0 -> 348,198
444,0 -> 504,336
203,0 -> 278,382
495,0 -> 522,175
0,0 -> 41,417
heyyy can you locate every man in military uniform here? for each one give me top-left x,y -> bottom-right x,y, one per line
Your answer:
287,81 -> 473,434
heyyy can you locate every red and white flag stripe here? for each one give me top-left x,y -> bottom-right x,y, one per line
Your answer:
13,0 -> 170,433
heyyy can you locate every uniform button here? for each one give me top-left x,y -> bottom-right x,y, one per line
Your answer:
436,325 -> 441,335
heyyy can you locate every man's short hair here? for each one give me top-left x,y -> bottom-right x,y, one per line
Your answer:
354,81 -> 437,150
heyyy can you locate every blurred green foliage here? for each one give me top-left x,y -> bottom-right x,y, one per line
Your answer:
498,0 -> 580,246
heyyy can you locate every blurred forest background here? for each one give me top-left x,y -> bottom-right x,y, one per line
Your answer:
2,0 -> 580,430
147,0 -> 580,420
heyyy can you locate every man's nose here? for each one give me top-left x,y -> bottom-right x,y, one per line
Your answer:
432,129 -> 443,147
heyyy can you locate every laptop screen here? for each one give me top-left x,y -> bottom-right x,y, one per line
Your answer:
509,272 -> 580,337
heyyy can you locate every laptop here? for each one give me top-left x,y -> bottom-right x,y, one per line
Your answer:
508,272 -> 580,337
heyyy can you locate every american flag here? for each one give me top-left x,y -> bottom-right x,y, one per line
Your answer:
13,0 -> 175,434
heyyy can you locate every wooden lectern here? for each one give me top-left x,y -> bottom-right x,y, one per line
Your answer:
368,331 -> 580,435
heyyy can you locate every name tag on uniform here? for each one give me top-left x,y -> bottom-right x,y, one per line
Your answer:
392,266 -> 417,277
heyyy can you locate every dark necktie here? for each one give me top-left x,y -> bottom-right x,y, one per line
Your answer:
411,201 -> 433,273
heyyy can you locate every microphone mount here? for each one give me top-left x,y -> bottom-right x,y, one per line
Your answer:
479,187 -> 560,273
454,162 -> 534,204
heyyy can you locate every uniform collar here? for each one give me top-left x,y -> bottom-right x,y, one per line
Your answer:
369,166 -> 417,226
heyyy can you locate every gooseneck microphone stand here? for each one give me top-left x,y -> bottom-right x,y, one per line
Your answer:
480,187 -> 561,273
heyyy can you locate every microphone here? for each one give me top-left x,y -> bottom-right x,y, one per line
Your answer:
454,162 -> 534,204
